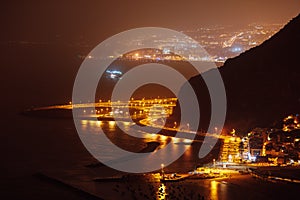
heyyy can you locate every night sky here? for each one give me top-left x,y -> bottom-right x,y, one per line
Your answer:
1,0 -> 300,42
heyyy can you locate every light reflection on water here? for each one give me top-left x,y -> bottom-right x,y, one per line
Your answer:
78,119 -> 193,169
210,180 -> 219,200
157,183 -> 167,200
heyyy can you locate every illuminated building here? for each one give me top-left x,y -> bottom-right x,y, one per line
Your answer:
283,114 -> 300,132
220,135 -> 242,163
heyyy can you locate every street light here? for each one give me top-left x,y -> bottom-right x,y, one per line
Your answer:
173,121 -> 177,129
214,127 -> 218,133
161,163 -> 165,179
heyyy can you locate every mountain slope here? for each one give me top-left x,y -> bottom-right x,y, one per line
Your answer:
187,14 -> 300,134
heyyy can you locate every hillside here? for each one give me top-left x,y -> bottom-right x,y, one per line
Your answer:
185,14 -> 300,134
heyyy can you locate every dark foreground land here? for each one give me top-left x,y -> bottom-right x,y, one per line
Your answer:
36,168 -> 300,200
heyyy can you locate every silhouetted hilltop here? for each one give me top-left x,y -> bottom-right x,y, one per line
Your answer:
185,14 -> 300,134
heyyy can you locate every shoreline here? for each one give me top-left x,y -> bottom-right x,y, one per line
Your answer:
39,168 -> 298,200
250,166 -> 300,184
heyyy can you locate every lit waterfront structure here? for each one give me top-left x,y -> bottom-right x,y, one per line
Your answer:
120,48 -> 184,62
31,97 -> 178,122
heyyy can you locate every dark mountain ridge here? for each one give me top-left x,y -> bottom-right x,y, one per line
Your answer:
186,14 -> 300,134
